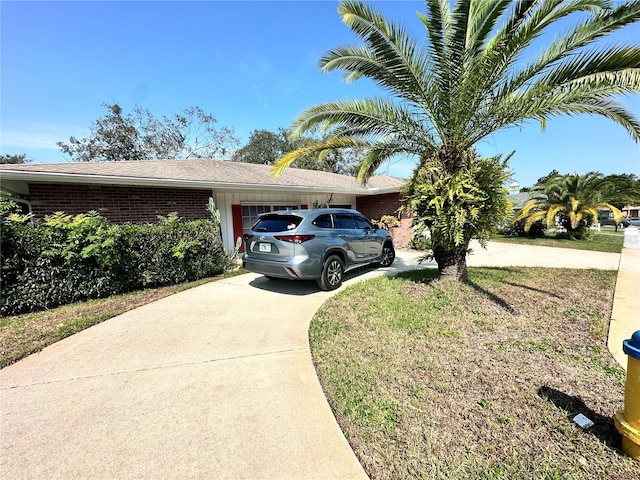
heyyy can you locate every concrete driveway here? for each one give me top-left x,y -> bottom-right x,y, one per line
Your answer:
0,242 -> 624,479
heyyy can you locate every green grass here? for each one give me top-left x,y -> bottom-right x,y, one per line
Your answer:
0,268 -> 247,368
598,225 -> 626,236
492,232 -> 624,253
309,267 -> 635,479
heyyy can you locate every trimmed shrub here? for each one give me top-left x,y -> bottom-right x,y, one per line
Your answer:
556,227 -> 593,241
503,219 -> 547,237
410,232 -> 432,251
372,215 -> 400,230
0,212 -> 231,316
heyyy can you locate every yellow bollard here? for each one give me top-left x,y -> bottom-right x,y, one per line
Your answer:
615,330 -> 640,460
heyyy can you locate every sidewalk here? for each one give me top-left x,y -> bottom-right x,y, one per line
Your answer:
608,227 -> 640,369
0,241 -> 635,479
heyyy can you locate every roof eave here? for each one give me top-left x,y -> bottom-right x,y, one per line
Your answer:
358,186 -> 402,196
0,170 -> 399,195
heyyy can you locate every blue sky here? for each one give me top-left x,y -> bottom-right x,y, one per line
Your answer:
1,0 -> 639,187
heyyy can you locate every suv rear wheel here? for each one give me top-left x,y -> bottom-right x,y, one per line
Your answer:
317,255 -> 344,291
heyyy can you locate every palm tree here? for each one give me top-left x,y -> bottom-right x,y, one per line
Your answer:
512,171 -> 626,235
273,0 -> 640,281
597,173 -> 640,209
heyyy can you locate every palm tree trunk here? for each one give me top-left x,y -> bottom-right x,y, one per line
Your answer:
432,146 -> 471,282
433,242 -> 469,282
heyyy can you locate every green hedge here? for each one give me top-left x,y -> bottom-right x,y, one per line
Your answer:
1,211 -> 231,316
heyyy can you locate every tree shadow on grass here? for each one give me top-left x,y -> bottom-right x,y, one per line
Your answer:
503,281 -> 562,298
538,386 -> 623,451
466,278 -> 518,314
394,268 -> 521,314
393,269 -> 439,282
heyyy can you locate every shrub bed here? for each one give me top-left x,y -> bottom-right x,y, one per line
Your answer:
1,211 -> 231,316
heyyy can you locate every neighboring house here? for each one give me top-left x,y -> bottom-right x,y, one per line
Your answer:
508,191 -> 534,211
623,205 -> 640,219
0,159 -> 408,251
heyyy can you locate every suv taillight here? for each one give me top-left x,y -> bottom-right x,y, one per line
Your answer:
274,235 -> 315,244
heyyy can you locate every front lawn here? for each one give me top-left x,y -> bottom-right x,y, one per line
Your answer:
492,232 -> 624,253
310,268 -> 634,479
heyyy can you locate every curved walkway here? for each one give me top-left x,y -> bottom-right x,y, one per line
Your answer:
0,240 -> 633,479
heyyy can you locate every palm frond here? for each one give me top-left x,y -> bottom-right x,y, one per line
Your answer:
480,81 -> 640,142
546,203 -> 566,228
419,0 -> 449,62
512,199 -> 545,224
474,1 -> 592,114
465,0 -> 512,58
289,98 -> 438,153
578,204 -> 600,220
596,202 -> 624,223
524,210 -> 547,231
538,45 -> 640,89
355,139 -> 410,182
271,136 -> 363,178
505,0 -> 640,94
467,1 -> 640,144
289,98 -> 410,136
332,1 -> 435,109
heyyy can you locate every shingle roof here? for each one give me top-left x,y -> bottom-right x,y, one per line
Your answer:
0,159 -> 405,194
508,191 -> 535,209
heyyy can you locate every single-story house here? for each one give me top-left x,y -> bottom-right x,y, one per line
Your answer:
622,205 -> 639,219
0,159 -> 411,251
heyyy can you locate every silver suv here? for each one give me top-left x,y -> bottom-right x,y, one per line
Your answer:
242,208 -> 395,290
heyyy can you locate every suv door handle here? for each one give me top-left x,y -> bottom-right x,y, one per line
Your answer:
338,234 -> 347,238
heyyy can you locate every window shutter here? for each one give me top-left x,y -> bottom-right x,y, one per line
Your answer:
231,204 -> 245,253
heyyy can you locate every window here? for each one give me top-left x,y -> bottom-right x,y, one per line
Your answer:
251,215 -> 302,233
312,214 -> 333,229
242,205 -> 297,233
355,216 -> 374,230
334,214 -> 356,229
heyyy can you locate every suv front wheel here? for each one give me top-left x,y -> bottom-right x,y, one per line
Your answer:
378,242 -> 395,267
317,255 -> 344,291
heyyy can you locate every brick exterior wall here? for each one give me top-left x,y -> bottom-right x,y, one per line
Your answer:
28,184 -> 212,223
389,218 -> 413,249
356,193 -> 413,248
356,192 -> 405,220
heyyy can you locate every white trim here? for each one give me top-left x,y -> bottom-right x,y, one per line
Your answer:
239,201 -> 302,206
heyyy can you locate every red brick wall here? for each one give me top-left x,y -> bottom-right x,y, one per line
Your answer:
356,193 -> 413,248
356,193 -> 405,220
28,184 -> 212,223
389,218 -> 413,249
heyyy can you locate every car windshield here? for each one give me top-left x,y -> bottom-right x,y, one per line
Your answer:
251,215 -> 302,233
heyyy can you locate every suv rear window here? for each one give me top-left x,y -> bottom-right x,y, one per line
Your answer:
251,215 -> 302,233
